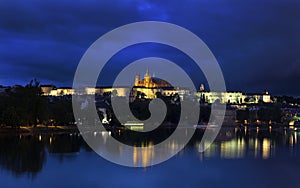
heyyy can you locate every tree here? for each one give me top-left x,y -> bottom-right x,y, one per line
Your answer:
23,79 -> 49,127
258,106 -> 282,123
236,109 -> 250,123
0,79 -> 49,127
199,105 -> 211,123
2,106 -> 22,127
50,98 -> 74,126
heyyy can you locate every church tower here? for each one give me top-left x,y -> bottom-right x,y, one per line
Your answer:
134,73 -> 140,86
144,68 -> 151,87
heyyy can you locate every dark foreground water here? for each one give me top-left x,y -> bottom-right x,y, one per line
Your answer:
0,126 -> 300,188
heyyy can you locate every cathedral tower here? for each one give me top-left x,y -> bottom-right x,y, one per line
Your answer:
144,68 -> 151,87
134,73 -> 140,86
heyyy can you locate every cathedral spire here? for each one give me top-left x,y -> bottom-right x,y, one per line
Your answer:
134,73 -> 140,86
145,68 -> 149,77
144,68 -> 151,86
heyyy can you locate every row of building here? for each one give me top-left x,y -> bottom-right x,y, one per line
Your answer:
40,69 -> 271,104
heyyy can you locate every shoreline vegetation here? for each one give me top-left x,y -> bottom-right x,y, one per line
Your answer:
0,125 -> 78,134
1,79 -> 299,135
0,122 -> 298,135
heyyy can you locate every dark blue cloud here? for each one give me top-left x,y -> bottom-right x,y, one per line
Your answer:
0,0 -> 299,95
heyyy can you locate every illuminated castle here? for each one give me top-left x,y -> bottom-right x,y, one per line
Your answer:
134,68 -> 172,88
40,68 -> 271,104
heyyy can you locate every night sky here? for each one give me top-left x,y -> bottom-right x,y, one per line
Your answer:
0,0 -> 299,96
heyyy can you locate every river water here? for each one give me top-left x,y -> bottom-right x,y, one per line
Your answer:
0,126 -> 299,188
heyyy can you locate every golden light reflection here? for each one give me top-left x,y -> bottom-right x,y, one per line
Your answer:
220,139 -> 245,159
100,131 -> 109,144
133,142 -> 155,167
133,145 -> 137,165
262,138 -> 271,159
195,132 -> 280,160
49,136 -> 53,145
290,134 -> 294,146
254,138 -> 259,158
244,126 -> 247,135
168,140 -> 179,153
203,143 -> 218,158
234,127 -> 238,134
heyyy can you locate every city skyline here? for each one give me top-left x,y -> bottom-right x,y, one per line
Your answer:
0,69 -> 294,99
0,0 -> 299,96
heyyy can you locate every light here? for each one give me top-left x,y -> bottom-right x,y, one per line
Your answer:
132,142 -> 154,167
220,139 -> 245,159
129,126 -> 144,131
254,138 -> 259,158
290,134 -> 294,146
262,139 -> 271,159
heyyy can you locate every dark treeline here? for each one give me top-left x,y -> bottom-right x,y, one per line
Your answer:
0,79 -> 74,128
273,95 -> 300,105
236,105 -> 282,124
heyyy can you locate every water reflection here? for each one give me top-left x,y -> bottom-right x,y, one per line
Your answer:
1,127 -> 300,176
91,130 -> 187,167
0,133 -> 87,177
0,135 -> 46,177
220,139 -> 246,159
196,127 -> 300,160
133,142 -> 155,167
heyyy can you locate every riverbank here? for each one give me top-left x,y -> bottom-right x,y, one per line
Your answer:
0,123 -> 296,135
0,125 -> 78,134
